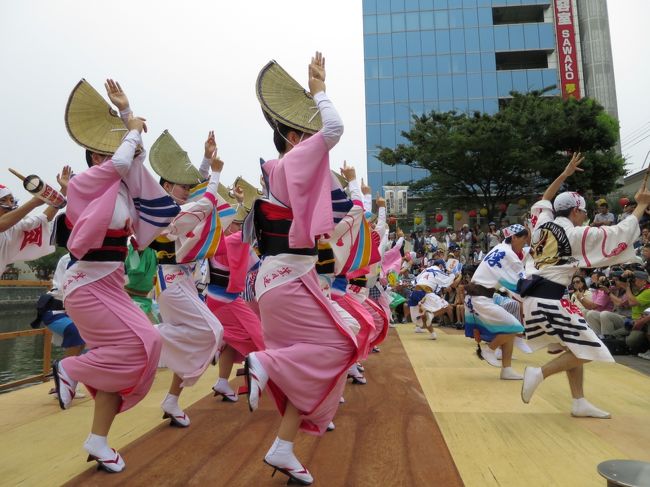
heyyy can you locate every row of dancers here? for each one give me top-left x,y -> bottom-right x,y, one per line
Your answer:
1,52 -> 401,485
2,50 -> 650,486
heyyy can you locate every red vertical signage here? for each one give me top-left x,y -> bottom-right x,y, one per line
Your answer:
553,0 -> 581,99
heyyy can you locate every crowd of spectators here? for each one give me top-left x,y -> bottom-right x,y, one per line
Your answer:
386,196 -> 650,358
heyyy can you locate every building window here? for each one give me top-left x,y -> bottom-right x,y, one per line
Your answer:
439,75 -> 453,100
452,74 -> 468,98
378,34 -> 392,57
438,54 -> 452,74
395,77 -> 409,101
465,28 -> 480,52
380,78 -> 395,101
492,5 -> 545,25
393,32 -> 407,56
462,7 -> 478,27
423,75 -> 438,99
408,56 -> 423,75
392,13 -> 406,31
381,103 -> 396,122
377,14 -> 392,33
495,50 -> 549,70
406,12 -> 420,30
421,30 -> 435,54
409,77 -> 424,101
450,29 -> 466,53
394,57 -> 408,76
366,104 -> 381,124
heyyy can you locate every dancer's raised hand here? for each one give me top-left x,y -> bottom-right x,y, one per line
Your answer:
204,131 -> 216,159
340,160 -> 356,182
105,79 -> 130,111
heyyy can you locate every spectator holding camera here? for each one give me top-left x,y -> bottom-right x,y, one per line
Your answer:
578,273 -> 614,313
585,270 -> 650,341
620,270 -> 650,353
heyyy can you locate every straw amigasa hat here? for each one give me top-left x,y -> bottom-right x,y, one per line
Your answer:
149,130 -> 203,185
233,176 -> 263,222
256,60 -> 322,134
218,183 -> 238,206
65,79 -> 128,154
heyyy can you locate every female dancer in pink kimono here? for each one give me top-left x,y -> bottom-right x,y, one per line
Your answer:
53,80 -> 179,472
243,52 -> 359,485
205,180 -> 265,402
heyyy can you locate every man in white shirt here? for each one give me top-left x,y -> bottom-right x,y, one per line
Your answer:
592,200 -> 615,227
0,171 -> 69,274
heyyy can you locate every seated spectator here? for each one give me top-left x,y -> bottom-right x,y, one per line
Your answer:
642,243 -> 650,273
629,308 -> 650,358
592,200 -> 616,227
580,273 -> 614,312
569,275 -> 593,315
623,271 -> 650,353
618,200 -> 637,222
635,226 -> 650,253
585,270 -> 650,344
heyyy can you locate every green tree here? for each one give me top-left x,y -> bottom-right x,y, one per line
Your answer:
25,247 -> 67,280
377,91 -> 625,218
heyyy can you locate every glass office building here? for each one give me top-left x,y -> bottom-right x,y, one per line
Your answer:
362,0 -> 617,192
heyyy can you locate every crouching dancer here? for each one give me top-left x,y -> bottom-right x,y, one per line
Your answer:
464,223 -> 530,379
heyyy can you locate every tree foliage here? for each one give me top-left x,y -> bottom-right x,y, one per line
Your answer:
377,91 -> 625,217
25,247 -> 67,279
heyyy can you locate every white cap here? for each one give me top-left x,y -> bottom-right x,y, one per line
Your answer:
553,191 -> 586,213
0,185 -> 11,199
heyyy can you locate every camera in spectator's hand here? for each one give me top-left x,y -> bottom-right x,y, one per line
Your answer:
598,276 -> 613,288
618,270 -> 635,283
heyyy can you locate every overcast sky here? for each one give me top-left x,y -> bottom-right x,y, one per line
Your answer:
1,0 -> 648,203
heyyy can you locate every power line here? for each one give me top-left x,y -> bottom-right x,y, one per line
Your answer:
621,121 -> 650,145
622,128 -> 650,149
623,133 -> 650,153
621,120 -> 650,143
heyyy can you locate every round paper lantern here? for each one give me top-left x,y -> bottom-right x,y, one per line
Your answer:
518,198 -> 527,208
454,211 -> 462,221
479,207 -> 488,217
468,209 -> 477,218
388,216 -> 397,225
499,203 -> 508,213
414,216 -> 422,225
435,214 -> 444,223
619,197 -> 630,208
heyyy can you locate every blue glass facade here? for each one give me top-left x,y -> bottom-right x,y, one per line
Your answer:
363,0 -> 560,192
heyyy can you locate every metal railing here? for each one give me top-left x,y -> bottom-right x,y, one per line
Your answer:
0,328 -> 52,392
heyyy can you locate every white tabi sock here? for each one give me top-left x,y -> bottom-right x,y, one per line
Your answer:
85,433 -> 109,453
571,397 -> 611,419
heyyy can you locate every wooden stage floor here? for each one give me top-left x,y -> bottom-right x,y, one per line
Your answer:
1,325 -> 649,486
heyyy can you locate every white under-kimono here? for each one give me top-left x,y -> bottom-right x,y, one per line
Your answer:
522,199 -> 640,362
155,171 -> 233,387
414,265 -> 455,314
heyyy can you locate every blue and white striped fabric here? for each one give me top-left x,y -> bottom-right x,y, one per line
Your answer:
133,195 -> 180,228
331,188 -> 353,224
206,283 -> 239,304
